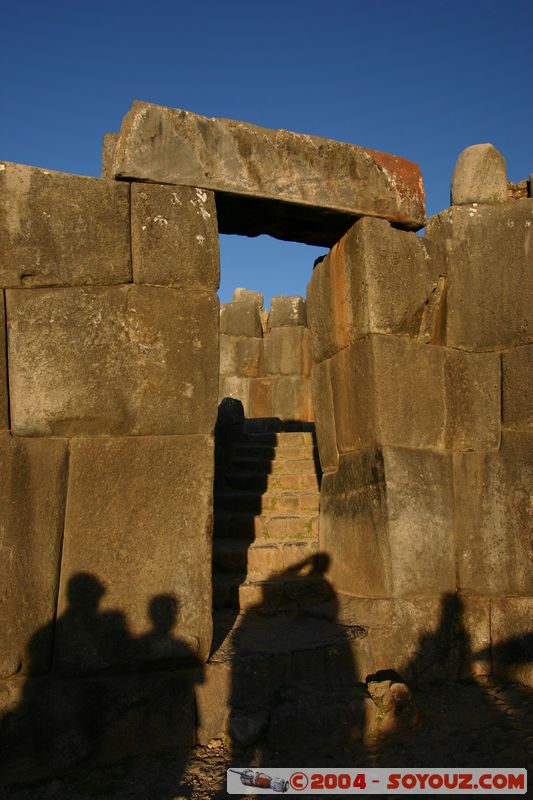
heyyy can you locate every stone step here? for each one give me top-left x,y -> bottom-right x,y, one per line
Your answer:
240,418 -> 315,435
234,431 -> 316,448
215,490 -> 320,516
213,574 -> 334,611
222,470 -> 319,492
228,456 -> 318,476
214,512 -> 319,541
213,538 -> 319,578
229,442 -> 318,462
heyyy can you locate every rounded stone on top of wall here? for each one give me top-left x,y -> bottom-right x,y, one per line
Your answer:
233,288 -> 264,308
451,144 -> 507,205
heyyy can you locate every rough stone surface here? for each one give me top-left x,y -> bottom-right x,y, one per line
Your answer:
330,336 -> 446,453
55,435 -> 214,673
101,132 -> 118,179
269,296 -> 307,328
0,291 -> 8,431
219,375 -> 250,417
7,286 -> 219,436
131,183 -> 219,289
0,161 -> 131,288
426,201 -> 533,350
321,447 -> 455,598
0,435 -> 68,678
307,217 -> 442,363
233,288 -> 263,307
112,102 -> 426,245
454,432 -> 533,595
310,359 -> 338,473
219,334 -> 238,376
491,597 -> 533,685
264,326 -> 311,376
250,378 -> 273,418
220,301 -> 262,338
272,376 -> 312,421
502,344 -> 533,430
0,669 -> 197,784
236,337 -> 263,378
451,144 -> 507,205
444,349 -> 501,450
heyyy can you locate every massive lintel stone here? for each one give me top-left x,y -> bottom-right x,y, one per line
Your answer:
111,102 -> 426,245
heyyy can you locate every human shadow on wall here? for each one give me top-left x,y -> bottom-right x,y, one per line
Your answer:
222,553 -> 369,774
370,592 -> 533,770
0,573 -> 203,795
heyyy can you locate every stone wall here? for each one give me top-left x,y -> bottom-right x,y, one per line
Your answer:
219,290 -> 313,422
0,160 -> 220,781
307,143 -> 532,684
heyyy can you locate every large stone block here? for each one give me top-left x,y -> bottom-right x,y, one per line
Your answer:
219,334 -> 239,376
112,102 -> 426,245
0,161 -> 131,288
236,337 -> 263,378
233,287 -> 264,307
451,144 -> 507,205
321,447 -> 455,599
426,201 -> 533,350
311,360 -> 338,473
220,300 -> 262,338
444,349 -> 501,450
131,183 -> 219,289
250,378 -> 273,418
219,375 -> 250,417
55,435 -> 214,674
101,132 -> 119,179
454,432 -> 533,595
490,597 -> 533,686
269,296 -> 307,328
0,291 -> 8,431
502,344 -> 533,430
307,217 -> 442,363
0,435 -> 68,678
7,286 -> 219,436
264,327 -> 311,376
0,669 -> 198,784
272,376 -> 312,421
331,336 -> 446,453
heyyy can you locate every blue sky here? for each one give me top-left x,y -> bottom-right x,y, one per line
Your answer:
1,0 -> 531,305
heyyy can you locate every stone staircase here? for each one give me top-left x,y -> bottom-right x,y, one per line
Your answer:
213,421 -> 329,612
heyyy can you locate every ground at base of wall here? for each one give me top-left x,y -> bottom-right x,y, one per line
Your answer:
3,678 -> 532,800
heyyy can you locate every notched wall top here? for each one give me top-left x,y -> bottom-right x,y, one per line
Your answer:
110,101 -> 426,245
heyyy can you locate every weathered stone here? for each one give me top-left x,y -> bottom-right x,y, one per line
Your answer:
220,301 -> 262,337
7,286 -> 218,436
195,662 -> 231,744
418,275 -> 447,345
321,447 -> 455,598
331,336 -> 446,453
426,201 -> 533,350
454,432 -> 533,595
219,375 -> 251,417
0,161 -> 131,288
219,334 -> 239,376
307,217 -> 442,363
269,296 -> 307,328
101,132 -> 118,179
55,435 -> 214,673
131,183 -> 219,289
112,102 -> 426,245
250,378 -> 273,418
502,344 -> 533,430
272,376 -> 312,422
311,359 -> 338,473
0,669 -> 197,784
264,327 -> 311,376
0,291 -> 8,431
233,288 -> 264,307
366,678 -> 418,736
451,144 -> 507,205
444,349 -> 501,450
490,597 -> 533,686
0,435 -> 68,678
236,337 -> 263,378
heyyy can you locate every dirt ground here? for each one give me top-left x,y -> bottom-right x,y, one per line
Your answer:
2,678 -> 532,800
